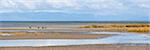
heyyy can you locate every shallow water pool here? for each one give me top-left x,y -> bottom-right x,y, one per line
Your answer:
0,32 -> 150,47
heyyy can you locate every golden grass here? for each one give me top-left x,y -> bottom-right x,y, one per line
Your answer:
80,24 -> 150,33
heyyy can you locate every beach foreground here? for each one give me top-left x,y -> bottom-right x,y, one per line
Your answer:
0,44 -> 150,50
0,32 -> 150,50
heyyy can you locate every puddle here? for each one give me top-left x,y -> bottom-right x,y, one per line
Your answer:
0,32 -> 150,47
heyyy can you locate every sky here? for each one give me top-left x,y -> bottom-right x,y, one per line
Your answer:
0,0 -> 150,21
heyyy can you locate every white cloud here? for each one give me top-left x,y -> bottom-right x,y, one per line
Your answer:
0,0 -> 79,10
46,0 -> 80,10
128,0 -> 150,9
0,0 -> 149,16
130,0 -> 150,17
82,0 -> 125,10
0,0 -> 15,9
0,0 -> 125,11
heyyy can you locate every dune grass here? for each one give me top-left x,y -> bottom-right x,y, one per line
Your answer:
80,24 -> 150,33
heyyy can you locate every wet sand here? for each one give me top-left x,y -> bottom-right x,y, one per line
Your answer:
0,32 -> 150,50
0,32 -> 113,39
0,44 -> 150,50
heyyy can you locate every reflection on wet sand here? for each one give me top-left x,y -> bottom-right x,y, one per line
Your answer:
0,32 -> 150,47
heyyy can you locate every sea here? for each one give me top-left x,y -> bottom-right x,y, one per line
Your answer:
0,21 -> 149,28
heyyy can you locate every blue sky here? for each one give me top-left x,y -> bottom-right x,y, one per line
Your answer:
0,0 -> 149,21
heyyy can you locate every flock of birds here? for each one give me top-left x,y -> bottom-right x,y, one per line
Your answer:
28,26 -> 47,29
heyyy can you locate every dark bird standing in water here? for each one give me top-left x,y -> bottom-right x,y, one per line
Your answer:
29,26 -> 31,29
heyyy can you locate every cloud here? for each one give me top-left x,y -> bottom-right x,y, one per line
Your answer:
0,0 -> 125,11
0,0 -> 78,10
0,0 -> 149,21
129,0 -> 150,9
0,0 -> 129,16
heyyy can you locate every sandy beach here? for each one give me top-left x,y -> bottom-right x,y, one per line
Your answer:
0,44 -> 150,50
0,31 -> 150,50
0,32 -> 113,39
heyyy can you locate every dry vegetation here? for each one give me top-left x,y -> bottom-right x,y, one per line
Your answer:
80,24 -> 150,33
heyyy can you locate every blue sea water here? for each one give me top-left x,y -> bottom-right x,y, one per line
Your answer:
0,21 -> 149,27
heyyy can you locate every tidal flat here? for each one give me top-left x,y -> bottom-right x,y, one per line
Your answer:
0,22 -> 150,50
